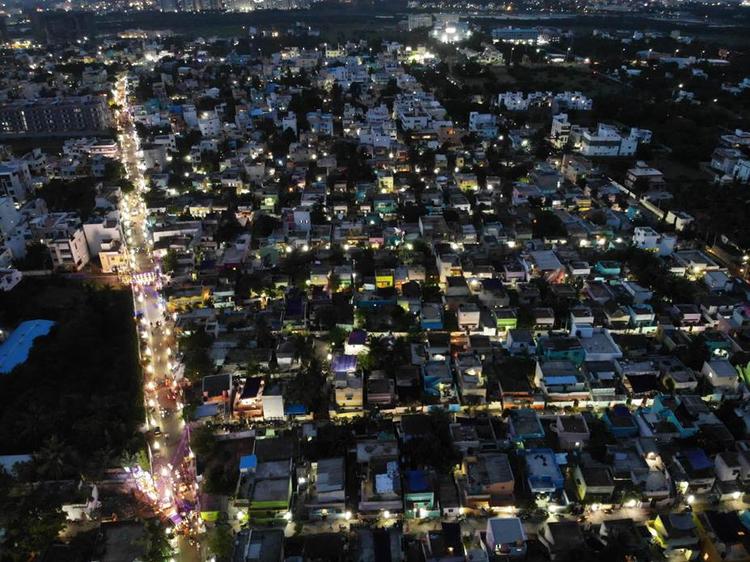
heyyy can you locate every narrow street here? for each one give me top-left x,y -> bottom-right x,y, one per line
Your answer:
115,74 -> 204,562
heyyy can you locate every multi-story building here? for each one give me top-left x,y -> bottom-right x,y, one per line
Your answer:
30,212 -> 91,271
0,161 -> 32,202
0,96 -> 111,135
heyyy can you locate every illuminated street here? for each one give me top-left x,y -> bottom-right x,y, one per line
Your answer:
115,74 -> 203,562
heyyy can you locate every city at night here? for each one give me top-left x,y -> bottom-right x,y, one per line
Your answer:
0,0 -> 750,561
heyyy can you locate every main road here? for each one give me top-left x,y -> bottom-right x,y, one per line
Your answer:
114,74 -> 203,562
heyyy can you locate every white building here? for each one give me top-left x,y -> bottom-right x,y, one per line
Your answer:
198,111 -> 221,138
632,226 -> 676,256
0,197 -> 21,236
468,112 -> 498,139
31,213 -> 91,271
407,13 -> 433,31
0,268 -> 22,291
0,161 -> 32,203
578,124 -> 639,157
83,216 -> 123,257
550,113 -> 571,148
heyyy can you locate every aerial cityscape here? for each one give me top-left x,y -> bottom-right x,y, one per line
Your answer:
0,0 -> 750,561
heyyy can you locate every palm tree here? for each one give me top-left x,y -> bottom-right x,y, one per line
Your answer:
33,436 -> 72,480
87,446 -> 118,479
120,450 -> 141,471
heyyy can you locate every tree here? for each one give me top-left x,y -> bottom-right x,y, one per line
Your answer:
328,272 -> 341,293
162,249 -> 179,274
206,518 -> 234,562
38,178 -> 97,219
284,358 -> 326,416
190,425 -> 219,459
179,328 -> 214,382
140,519 -> 174,562
0,486 -> 66,562
215,210 -> 244,244
104,160 -> 126,182
13,242 -> 51,271
533,210 -> 567,239
0,281 -> 142,470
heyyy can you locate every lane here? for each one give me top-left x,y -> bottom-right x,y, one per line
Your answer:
114,74 -> 203,562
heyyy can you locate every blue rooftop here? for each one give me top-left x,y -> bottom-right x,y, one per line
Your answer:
332,354 -> 357,374
406,469 -> 430,493
285,403 -> 307,415
239,454 -> 257,473
685,448 -> 713,471
0,320 -> 55,374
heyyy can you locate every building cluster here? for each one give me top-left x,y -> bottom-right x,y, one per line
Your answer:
708,129 -> 750,185
4,11 -> 750,562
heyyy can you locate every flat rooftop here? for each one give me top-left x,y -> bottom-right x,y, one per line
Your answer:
579,331 -> 622,357
251,477 -> 290,503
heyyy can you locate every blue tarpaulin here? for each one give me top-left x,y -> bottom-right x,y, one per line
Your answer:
0,320 -> 55,374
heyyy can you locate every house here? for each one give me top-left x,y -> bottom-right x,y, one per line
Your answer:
584,360 -> 620,400
345,329 -> 368,356
449,417 -> 498,455
356,528 -> 403,562
537,336 -> 585,365
508,409 -> 545,442
422,523 -> 464,562
573,465 -> 614,501
539,521 -> 586,561
649,513 -> 700,557
237,458 -> 293,524
439,475 -> 461,518
701,359 -> 738,392
0,269 -> 22,292
357,438 -> 402,515
578,329 -> 623,362
672,448 -> 716,496
704,270 -> 732,293
404,469 -> 437,517
534,360 -> 590,402
202,373 -> 231,404
553,415 -> 590,450
235,376 -> 264,417
306,457 -> 346,518
232,529 -> 284,562
622,281 -> 653,305
632,226 -> 676,256
697,511 -> 750,562
458,453 -> 514,510
331,354 -> 363,410
423,360 -> 457,404
422,303 -> 444,330
506,330 -> 536,356
524,448 -> 564,495
602,405 -> 639,438
597,519 -> 650,562
456,352 -> 486,404
457,303 -> 481,331
485,517 -> 527,558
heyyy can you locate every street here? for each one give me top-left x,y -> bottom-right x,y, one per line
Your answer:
115,74 -> 204,562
